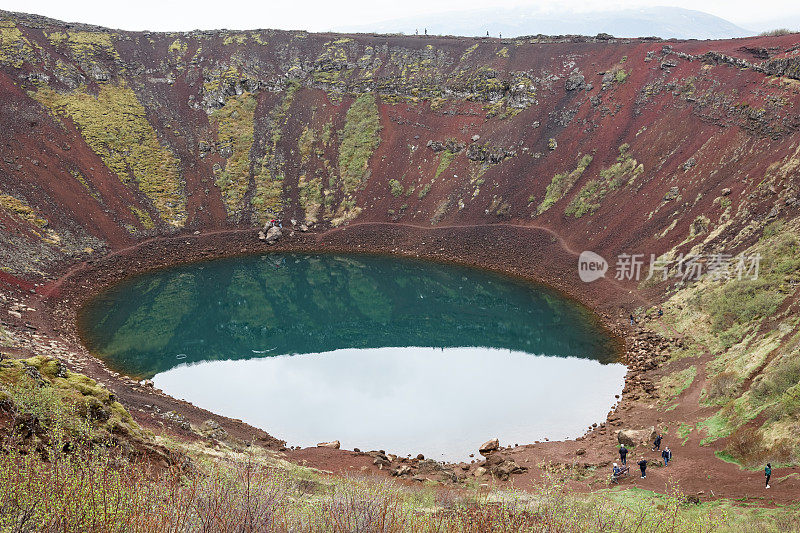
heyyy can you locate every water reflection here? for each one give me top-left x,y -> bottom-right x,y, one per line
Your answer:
155,347 -> 626,461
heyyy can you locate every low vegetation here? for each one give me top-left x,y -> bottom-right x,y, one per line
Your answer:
33,84 -> 186,227
565,145 -> 643,217
538,154 -> 592,214
645,221 -> 800,468
338,93 -> 381,195
211,93 -> 257,217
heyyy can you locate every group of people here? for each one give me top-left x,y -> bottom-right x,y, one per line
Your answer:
613,435 -> 775,490
612,433 -> 672,482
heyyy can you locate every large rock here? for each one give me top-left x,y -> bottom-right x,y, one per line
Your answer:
200,419 -> 228,440
484,454 -> 527,481
317,440 -> 340,449
617,426 -> 656,447
416,459 -> 457,483
479,438 -> 499,455
565,72 -> 586,91
259,226 -> 282,244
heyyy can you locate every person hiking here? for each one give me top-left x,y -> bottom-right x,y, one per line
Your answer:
653,434 -> 662,451
619,444 -> 628,465
658,308 -> 663,317
611,463 -> 621,483
637,458 -> 647,478
765,463 -> 772,489
630,314 -> 635,326
662,447 -> 671,466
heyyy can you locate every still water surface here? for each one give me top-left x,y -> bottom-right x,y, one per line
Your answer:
79,253 -> 624,460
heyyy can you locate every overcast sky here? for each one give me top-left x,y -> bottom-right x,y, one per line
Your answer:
1,0 -> 798,32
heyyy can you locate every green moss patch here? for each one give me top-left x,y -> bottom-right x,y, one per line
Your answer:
33,84 -> 186,226
538,154 -> 592,214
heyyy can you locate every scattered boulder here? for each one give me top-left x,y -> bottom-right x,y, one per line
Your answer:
466,144 -> 515,163
317,440 -> 340,449
259,226 -> 282,244
161,411 -> 191,431
416,459 -> 457,482
664,186 -> 680,201
392,465 -> 413,477
479,438 -> 499,456
426,139 -> 465,153
484,454 -> 528,481
565,72 -> 586,91
200,419 -> 228,440
617,427 -> 656,447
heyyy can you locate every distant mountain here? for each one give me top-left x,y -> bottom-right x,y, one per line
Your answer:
339,6 -> 754,40
745,15 -> 800,34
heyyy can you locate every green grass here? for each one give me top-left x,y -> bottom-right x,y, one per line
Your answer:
338,93 -> 381,195
435,150 -> 457,179
538,154 -> 592,214
389,179 -> 404,197
698,411 -> 733,445
677,423 -> 693,445
565,145 -> 643,218
659,366 -> 697,402
33,84 -> 186,227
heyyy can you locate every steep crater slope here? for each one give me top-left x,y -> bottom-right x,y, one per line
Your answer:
2,11 -> 800,493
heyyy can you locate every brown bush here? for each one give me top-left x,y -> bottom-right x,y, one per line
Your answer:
725,426 -> 766,467
706,372 -> 740,403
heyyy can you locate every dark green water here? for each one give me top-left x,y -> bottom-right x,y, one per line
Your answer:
79,253 -> 624,459
79,253 -> 617,378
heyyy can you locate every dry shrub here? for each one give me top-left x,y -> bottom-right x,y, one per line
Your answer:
726,426 -> 766,467
706,372 -> 740,403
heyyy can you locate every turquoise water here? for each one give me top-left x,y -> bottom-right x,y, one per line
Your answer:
79,253 -> 624,460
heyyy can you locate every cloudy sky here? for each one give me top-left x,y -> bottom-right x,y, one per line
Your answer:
1,0 -> 798,32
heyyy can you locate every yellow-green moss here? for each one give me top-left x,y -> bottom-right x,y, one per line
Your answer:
0,21 -> 36,68
460,43 -> 479,61
434,150 -> 457,179
337,93 -> 381,196
46,30 -> 120,64
33,84 -> 186,226
565,145 -> 643,217
0,193 -> 49,228
130,206 -> 155,230
298,175 -> 323,224
168,38 -> 187,55
0,356 -> 141,442
210,92 -> 257,217
538,154 -> 593,214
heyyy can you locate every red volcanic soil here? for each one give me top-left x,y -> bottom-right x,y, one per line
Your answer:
2,10 -> 800,503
